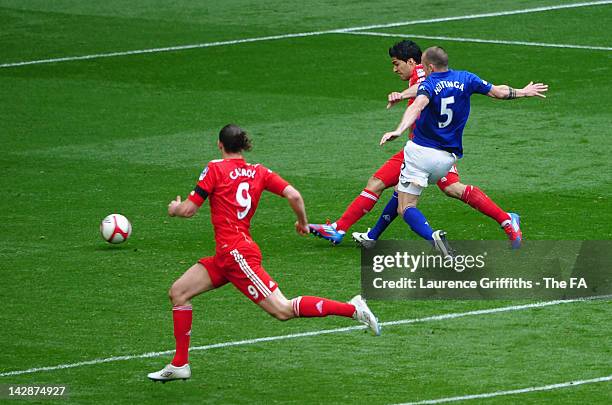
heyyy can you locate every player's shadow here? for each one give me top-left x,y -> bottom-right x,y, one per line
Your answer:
94,244 -> 137,252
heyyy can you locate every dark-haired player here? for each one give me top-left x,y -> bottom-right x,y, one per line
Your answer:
310,40 -> 525,249
379,46 -> 547,249
148,124 -> 380,382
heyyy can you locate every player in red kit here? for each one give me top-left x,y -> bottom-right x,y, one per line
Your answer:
309,40 -> 522,249
148,124 -> 380,382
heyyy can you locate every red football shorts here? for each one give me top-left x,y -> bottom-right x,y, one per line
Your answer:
374,150 -> 462,190
198,242 -> 278,303
373,149 -> 404,188
436,164 -> 461,190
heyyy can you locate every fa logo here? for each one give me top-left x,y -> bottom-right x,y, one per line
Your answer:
570,278 -> 587,288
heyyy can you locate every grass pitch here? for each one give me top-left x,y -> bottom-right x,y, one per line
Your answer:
1,0 -> 611,403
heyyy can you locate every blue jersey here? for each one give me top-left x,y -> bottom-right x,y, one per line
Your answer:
413,69 -> 492,158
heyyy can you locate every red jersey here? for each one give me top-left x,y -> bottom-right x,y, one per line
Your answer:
188,158 -> 289,253
409,64 -> 426,100
408,64 -> 426,138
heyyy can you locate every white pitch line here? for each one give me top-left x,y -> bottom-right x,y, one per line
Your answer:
396,375 -> 612,404
0,295 -> 609,378
344,31 -> 612,51
341,0 -> 612,31
0,32 -> 333,69
1,1 -> 610,68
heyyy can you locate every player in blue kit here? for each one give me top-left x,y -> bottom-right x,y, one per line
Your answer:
379,46 -> 548,251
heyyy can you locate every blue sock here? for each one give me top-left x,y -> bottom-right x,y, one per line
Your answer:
402,207 -> 434,241
367,192 -> 398,240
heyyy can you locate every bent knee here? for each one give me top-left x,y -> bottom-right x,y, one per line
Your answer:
271,310 -> 293,321
442,182 -> 465,199
267,302 -> 295,321
168,283 -> 189,306
397,201 -> 417,215
366,176 -> 386,195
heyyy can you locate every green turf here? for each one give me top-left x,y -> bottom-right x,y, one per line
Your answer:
0,0 -> 591,62
1,1 -> 611,403
379,4 -> 612,47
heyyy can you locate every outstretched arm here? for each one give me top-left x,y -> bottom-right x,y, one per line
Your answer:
488,81 -> 548,99
386,83 -> 420,109
168,195 -> 200,218
380,94 -> 430,146
282,185 -> 309,235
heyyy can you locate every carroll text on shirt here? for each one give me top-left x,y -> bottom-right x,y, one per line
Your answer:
229,168 -> 256,180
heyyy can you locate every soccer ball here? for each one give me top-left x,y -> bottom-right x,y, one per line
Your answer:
100,214 -> 132,244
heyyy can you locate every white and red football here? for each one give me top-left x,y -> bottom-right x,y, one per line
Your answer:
100,214 -> 132,244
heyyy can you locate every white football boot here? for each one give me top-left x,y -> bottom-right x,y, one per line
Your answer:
351,229 -> 377,249
349,295 -> 381,336
147,363 -> 191,382
432,230 -> 454,258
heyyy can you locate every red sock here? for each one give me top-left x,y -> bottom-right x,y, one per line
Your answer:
335,189 -> 380,232
171,305 -> 192,367
461,186 -> 511,225
291,296 -> 355,318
